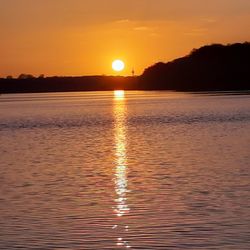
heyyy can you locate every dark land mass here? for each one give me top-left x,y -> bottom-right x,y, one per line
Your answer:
140,42 -> 250,91
0,42 -> 249,93
0,76 -> 139,94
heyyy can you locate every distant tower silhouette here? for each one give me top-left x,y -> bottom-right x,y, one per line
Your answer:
132,68 -> 135,76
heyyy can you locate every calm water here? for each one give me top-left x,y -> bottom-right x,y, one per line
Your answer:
0,91 -> 249,250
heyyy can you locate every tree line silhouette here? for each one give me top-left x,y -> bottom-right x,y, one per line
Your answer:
0,42 -> 249,93
0,76 -> 138,93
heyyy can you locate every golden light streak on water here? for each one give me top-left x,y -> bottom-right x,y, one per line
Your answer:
113,91 -> 131,248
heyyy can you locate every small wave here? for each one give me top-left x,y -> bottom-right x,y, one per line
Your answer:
0,117 -> 114,130
128,113 -> 250,126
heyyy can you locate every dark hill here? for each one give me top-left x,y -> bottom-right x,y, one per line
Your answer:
140,42 -> 250,91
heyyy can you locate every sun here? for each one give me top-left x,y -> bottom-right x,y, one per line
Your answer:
112,59 -> 125,72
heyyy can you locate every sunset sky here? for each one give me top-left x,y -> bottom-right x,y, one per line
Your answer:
1,0 -> 250,77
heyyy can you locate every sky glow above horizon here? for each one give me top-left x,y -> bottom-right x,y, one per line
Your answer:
0,0 -> 250,77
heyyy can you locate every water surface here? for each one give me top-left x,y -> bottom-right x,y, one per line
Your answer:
0,91 -> 250,249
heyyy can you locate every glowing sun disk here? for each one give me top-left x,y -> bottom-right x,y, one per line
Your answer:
112,60 -> 125,72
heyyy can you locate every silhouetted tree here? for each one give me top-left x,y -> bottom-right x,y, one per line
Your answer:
18,74 -> 35,79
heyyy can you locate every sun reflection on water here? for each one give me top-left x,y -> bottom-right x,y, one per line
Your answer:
114,90 -> 125,100
113,90 -> 131,248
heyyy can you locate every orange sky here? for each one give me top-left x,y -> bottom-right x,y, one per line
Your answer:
1,0 -> 250,77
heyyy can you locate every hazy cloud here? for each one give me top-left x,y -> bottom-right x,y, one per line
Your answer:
134,26 -> 149,31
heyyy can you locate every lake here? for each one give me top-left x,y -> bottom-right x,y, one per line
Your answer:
0,91 -> 249,249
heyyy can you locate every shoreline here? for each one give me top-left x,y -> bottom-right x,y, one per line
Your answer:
1,89 -> 250,96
